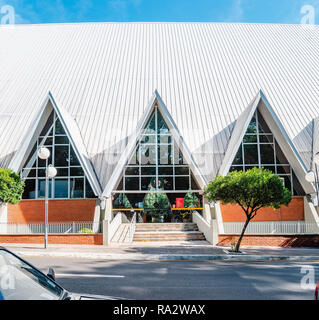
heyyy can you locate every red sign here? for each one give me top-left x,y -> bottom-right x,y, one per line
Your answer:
176,198 -> 184,208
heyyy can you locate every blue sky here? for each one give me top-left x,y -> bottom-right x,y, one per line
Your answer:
0,0 -> 318,24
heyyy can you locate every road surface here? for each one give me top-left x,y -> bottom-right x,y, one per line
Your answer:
26,257 -> 318,300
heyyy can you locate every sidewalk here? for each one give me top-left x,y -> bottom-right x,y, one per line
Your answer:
2,242 -> 319,262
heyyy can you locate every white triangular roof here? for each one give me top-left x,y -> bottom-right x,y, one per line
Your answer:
101,90 -> 206,198
0,23 -> 318,189
219,90 -> 315,194
9,92 -> 102,196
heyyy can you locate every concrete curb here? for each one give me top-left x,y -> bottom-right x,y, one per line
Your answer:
14,251 -> 319,262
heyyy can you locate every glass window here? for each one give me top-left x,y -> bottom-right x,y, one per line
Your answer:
158,166 -> 173,175
116,178 -> 123,191
56,167 -> 69,177
140,135 -> 156,144
158,135 -> 172,144
228,110 -> 304,195
229,166 -> 243,172
120,109 -> 199,192
21,111 -> 94,199
125,177 -> 139,190
141,177 -> 153,191
246,115 -> 257,133
279,175 -> 291,191
69,146 -> 80,166
40,111 -> 54,136
277,165 -> 290,174
38,179 -> 53,198
158,144 -> 173,165
175,176 -> 189,190
244,144 -> 258,164
140,145 -> 156,165
141,167 -> 156,175
260,144 -> 275,164
128,146 -> 139,165
22,179 -> 36,199
43,137 -> 53,146
125,167 -> 139,176
55,136 -> 69,145
24,169 -> 36,178
257,110 -> 271,133
163,177 -> 173,190
144,113 -> 156,134
262,166 -> 276,173
190,174 -> 200,190
54,146 -> 69,167
243,135 -> 257,143
70,178 -> 84,198
85,179 -> 96,198
233,146 -> 243,165
70,167 -> 84,176
157,112 -> 169,134
175,167 -> 189,175
54,179 -> 68,198
55,118 -> 66,135
275,141 -> 289,164
259,135 -> 273,143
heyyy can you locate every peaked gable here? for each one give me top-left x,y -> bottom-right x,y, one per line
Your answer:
9,92 -> 102,197
219,90 -> 314,195
101,90 -> 206,198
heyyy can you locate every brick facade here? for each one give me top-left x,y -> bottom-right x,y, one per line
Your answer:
218,234 -> 319,247
220,196 -> 304,222
7,199 -> 97,223
0,234 -> 103,245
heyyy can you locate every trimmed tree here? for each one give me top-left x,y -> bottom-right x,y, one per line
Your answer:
204,168 -> 292,252
0,168 -> 25,204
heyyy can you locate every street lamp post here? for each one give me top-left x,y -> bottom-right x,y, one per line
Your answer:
305,152 -> 319,206
37,147 -> 57,249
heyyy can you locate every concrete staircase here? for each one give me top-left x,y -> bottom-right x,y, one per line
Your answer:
133,223 -> 206,242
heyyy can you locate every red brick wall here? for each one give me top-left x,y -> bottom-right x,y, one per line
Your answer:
218,234 -> 319,247
7,199 -> 97,223
0,234 -> 103,245
221,196 -> 304,222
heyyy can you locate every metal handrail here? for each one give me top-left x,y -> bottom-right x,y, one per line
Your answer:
0,221 -> 101,235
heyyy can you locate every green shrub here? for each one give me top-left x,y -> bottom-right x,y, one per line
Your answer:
78,228 -> 93,234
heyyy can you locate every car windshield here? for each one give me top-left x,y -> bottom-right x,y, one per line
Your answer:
0,249 -> 63,300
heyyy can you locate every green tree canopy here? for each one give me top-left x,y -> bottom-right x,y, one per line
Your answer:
0,168 -> 25,204
204,168 -> 292,252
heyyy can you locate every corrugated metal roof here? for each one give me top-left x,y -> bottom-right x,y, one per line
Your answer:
0,22 -> 318,190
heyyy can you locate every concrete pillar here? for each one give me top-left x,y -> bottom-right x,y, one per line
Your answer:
92,199 -> 101,233
104,197 -> 113,221
102,219 -> 110,245
0,203 -> 8,234
203,197 -> 212,222
212,219 -> 219,246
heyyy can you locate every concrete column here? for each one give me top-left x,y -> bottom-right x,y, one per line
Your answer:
104,197 -> 113,221
92,199 -> 101,233
0,203 -> 8,234
212,219 -> 219,246
102,219 -> 110,245
203,197 -> 212,222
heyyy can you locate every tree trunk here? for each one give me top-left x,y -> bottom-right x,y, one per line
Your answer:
234,217 -> 250,252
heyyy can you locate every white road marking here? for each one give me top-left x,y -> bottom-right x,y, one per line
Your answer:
56,273 -> 125,278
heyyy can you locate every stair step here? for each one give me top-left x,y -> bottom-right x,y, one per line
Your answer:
135,223 -> 198,232
133,231 -> 206,241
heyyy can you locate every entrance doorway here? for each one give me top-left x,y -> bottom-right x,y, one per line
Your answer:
112,191 -> 203,223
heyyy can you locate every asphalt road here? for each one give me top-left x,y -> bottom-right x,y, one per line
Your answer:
26,257 -> 319,300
